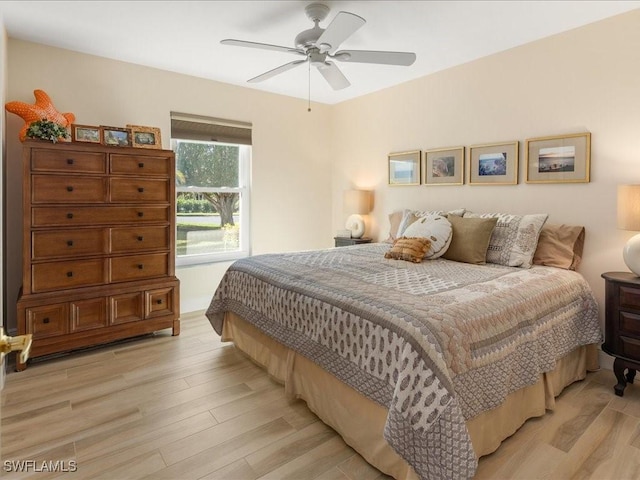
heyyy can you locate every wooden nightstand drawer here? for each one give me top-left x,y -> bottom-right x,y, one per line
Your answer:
620,311 -> 640,337
32,258 -> 106,292
620,286 -> 640,309
110,253 -> 169,282
31,149 -> 106,174
110,154 -> 171,176
621,336 -> 640,360
32,175 -> 107,203
32,206 -> 171,227
111,226 -> 169,254
26,303 -> 68,339
32,228 -> 107,259
109,178 -> 169,203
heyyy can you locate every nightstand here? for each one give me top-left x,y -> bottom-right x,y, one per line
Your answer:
334,237 -> 372,247
602,272 -> 640,396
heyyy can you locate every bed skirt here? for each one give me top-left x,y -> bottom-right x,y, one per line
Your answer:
222,312 -> 599,480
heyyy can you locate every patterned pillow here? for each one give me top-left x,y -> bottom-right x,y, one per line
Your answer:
402,214 -> 452,259
397,208 -> 465,237
463,212 -> 549,268
384,237 -> 432,263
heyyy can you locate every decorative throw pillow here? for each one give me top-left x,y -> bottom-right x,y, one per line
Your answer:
385,210 -> 406,244
463,212 -> 548,268
533,223 -> 585,270
402,214 -> 453,259
442,215 -> 498,264
384,237 -> 432,263
396,208 -> 465,238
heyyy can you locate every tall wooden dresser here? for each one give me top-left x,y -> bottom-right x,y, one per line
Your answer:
16,140 -> 180,370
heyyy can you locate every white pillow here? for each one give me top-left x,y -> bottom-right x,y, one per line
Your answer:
397,208 -> 465,238
402,214 -> 453,259
463,212 -> 548,268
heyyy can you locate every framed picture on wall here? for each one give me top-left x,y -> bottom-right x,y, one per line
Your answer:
388,150 -> 421,186
127,124 -> 162,149
525,132 -> 591,183
71,124 -> 101,143
468,141 -> 519,185
424,146 -> 464,185
101,126 -> 132,147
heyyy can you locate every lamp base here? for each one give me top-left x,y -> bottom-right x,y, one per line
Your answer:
623,233 -> 640,276
346,214 -> 365,239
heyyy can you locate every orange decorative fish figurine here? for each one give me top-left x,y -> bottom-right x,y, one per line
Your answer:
5,89 -> 75,141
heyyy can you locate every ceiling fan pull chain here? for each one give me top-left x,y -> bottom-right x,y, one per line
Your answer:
308,60 -> 312,112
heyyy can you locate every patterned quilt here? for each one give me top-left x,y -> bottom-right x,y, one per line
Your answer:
205,244 -> 602,480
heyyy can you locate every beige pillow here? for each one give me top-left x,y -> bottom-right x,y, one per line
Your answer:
396,208 -> 465,238
384,237 -> 432,263
385,210 -> 405,243
442,215 -> 498,264
533,224 -> 585,270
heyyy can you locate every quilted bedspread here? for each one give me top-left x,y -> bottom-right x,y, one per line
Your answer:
205,244 -> 602,479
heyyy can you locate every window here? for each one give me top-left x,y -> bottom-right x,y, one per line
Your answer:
171,113 -> 251,266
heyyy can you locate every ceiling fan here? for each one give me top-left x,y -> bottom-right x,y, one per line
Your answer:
221,2 -> 417,91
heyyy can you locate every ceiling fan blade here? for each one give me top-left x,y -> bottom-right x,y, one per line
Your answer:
316,12 -> 365,53
316,61 -> 350,90
221,39 -> 305,56
248,59 -> 307,83
333,50 -> 416,66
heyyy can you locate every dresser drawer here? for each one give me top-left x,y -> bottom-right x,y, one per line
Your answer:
620,336 -> 640,361
109,178 -> 169,203
110,253 -> 169,282
32,228 -> 107,260
70,297 -> 109,332
111,226 -> 169,254
110,292 -> 144,325
32,259 -> 106,292
32,206 -> 171,227
620,311 -> 640,337
110,154 -> 171,176
146,287 -> 175,318
32,149 -> 107,174
26,303 -> 68,339
32,175 -> 107,203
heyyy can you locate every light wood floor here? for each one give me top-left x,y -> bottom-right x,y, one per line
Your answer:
1,311 -> 639,480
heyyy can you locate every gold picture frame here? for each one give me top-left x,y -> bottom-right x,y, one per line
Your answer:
388,150 -> 421,186
468,141 -> 519,185
424,146 -> 464,185
71,124 -> 101,144
127,124 -> 162,149
525,132 -> 591,183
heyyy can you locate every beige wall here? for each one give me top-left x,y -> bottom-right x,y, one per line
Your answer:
3,40 -> 333,327
330,10 -> 640,367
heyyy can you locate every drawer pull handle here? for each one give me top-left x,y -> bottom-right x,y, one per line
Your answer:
138,162 -> 144,168
137,236 -> 144,241
67,158 -> 74,165
66,271 -> 73,278
137,212 -> 144,217
43,317 -> 50,324
66,186 -> 74,192
156,299 -> 163,305
67,213 -> 74,219
138,264 -> 144,270
138,187 -> 144,193
67,240 -> 74,247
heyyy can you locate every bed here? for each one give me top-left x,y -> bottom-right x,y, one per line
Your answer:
205,213 -> 602,480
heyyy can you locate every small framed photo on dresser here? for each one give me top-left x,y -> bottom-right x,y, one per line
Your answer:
72,124 -> 101,144
101,126 -> 132,147
127,125 -> 162,149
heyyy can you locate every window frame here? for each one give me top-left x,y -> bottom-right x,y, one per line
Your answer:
172,138 -> 251,267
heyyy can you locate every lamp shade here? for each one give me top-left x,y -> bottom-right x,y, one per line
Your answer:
343,189 -> 372,214
618,185 -> 640,231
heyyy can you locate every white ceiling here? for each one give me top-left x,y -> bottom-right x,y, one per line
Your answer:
2,1 -> 639,105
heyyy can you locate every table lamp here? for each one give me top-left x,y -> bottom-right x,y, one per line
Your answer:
344,189 -> 372,238
618,185 -> 640,276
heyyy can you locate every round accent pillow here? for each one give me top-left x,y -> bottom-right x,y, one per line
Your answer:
402,214 -> 453,259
